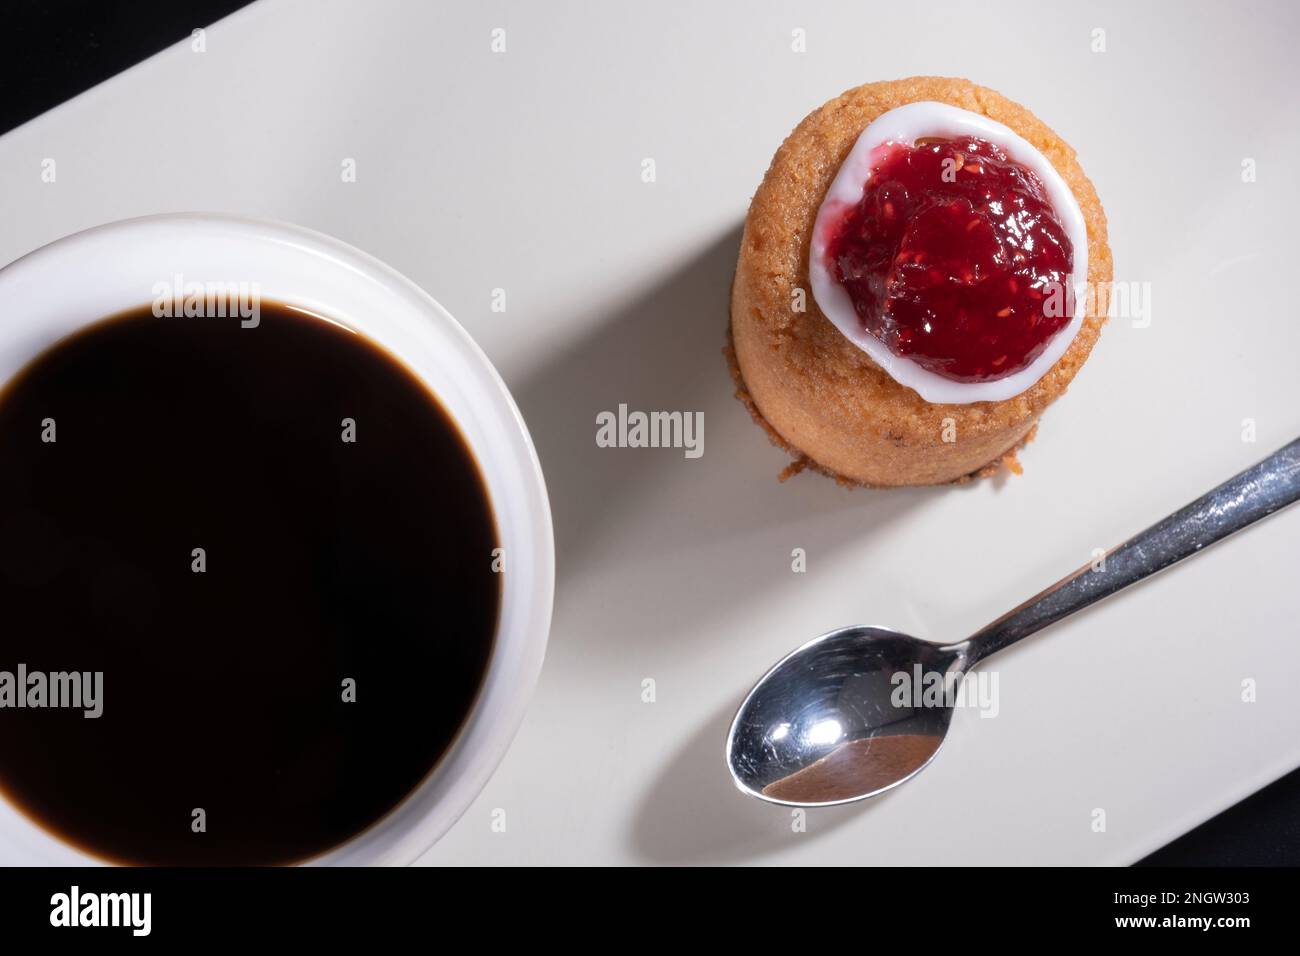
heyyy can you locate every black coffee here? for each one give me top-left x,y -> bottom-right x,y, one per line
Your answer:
0,302 -> 500,865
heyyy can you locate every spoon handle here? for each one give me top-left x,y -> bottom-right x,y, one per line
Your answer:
964,437 -> 1300,665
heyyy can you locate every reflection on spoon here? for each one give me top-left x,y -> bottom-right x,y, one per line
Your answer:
761,734 -> 941,804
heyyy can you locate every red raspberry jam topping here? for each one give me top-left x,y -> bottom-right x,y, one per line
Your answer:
824,137 -> 1074,383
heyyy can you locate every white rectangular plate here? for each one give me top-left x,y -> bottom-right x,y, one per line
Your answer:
2,0 -> 1297,865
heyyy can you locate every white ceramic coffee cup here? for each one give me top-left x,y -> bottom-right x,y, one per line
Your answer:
0,214 -> 554,865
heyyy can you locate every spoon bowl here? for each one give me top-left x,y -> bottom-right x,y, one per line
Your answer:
726,626 -> 967,806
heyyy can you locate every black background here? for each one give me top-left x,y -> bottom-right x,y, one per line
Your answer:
0,0 -> 1296,867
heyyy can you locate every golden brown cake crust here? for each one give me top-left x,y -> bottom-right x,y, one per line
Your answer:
729,76 -> 1112,486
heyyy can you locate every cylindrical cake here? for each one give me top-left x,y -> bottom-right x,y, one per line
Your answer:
729,76 -> 1111,486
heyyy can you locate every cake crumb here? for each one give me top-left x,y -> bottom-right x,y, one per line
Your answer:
778,457 -> 808,482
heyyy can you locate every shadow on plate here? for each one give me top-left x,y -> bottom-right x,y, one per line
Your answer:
627,700 -> 886,864
512,224 -> 945,630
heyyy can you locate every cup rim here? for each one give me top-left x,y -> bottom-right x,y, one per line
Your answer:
0,213 -> 555,866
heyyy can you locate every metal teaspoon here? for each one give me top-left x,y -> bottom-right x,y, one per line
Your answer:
726,438 -> 1300,806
